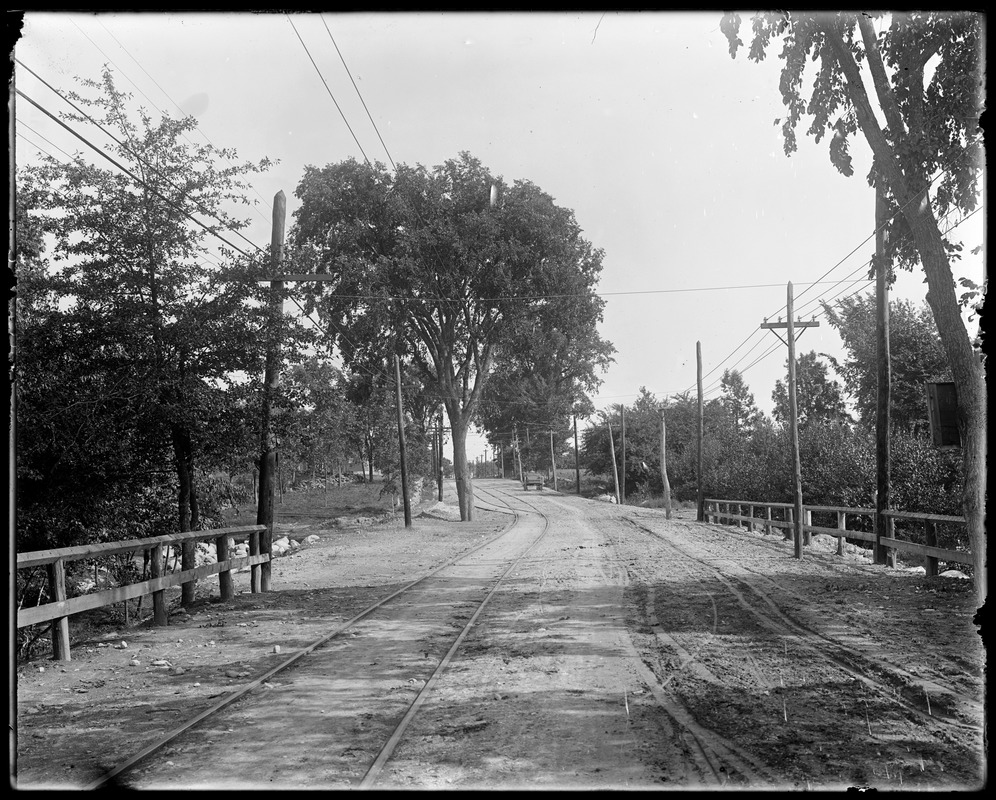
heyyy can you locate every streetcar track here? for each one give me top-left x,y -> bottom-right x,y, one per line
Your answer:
86,497 -> 546,789
493,486 -> 778,787
618,514 -> 980,733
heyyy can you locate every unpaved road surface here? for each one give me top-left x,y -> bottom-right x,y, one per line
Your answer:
14,479 -> 986,791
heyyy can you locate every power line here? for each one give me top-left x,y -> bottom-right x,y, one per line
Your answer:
92,18 -> 274,220
321,14 -> 396,171
286,13 -> 371,165
16,58 -> 265,257
17,88 -> 259,259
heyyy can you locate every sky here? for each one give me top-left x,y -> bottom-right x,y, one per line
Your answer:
12,11 -> 985,462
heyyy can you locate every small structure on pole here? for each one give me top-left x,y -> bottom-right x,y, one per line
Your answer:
760,283 -> 819,559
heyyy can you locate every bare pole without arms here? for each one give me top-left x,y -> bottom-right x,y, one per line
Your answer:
573,414 -> 582,495
620,404 -> 626,504
696,341 -> 705,522
874,183 -> 892,565
607,420 -> 621,505
660,408 -> 673,520
549,429 -> 558,491
437,410 -> 444,501
394,355 -> 412,528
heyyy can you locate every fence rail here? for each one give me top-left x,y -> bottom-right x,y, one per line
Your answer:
16,525 -> 268,661
703,498 -> 970,573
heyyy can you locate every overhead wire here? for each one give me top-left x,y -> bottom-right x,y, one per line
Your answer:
285,13 -> 371,165
15,60 -> 265,258
321,14 -> 396,171
17,88 -> 258,260
93,18 -> 275,221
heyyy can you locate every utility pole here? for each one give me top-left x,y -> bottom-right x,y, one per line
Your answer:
696,341 -> 705,522
549,429 -> 558,491
514,427 -> 524,482
607,420 -> 621,505
573,414 -> 581,495
393,355 -> 412,527
620,405 -> 626,504
874,183 -> 891,565
437,410 -> 444,501
760,282 -> 819,559
660,408 -> 673,520
256,190 -> 285,593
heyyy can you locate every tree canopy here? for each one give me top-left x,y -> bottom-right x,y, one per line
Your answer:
289,152 -> 612,519
822,293 -> 952,433
720,11 -> 986,608
16,68 -> 294,564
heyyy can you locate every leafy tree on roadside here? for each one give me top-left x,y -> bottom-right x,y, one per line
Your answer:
16,68 -> 301,603
721,10 -> 986,606
720,368 -> 765,437
822,293 -> 952,434
290,152 -> 611,520
772,351 -> 851,429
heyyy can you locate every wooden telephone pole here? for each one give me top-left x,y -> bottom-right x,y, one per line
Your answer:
874,184 -> 891,565
660,408 -> 673,520
696,341 -> 705,522
549,429 -> 558,491
760,282 -> 819,559
573,414 -> 582,495
394,355 -> 412,527
620,405 -> 626,504
256,190 -> 286,593
607,419 -> 621,505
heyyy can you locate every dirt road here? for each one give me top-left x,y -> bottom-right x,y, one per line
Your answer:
13,479 -> 986,790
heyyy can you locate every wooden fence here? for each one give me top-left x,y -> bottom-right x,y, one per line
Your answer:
703,498 -> 970,574
16,525 -> 268,661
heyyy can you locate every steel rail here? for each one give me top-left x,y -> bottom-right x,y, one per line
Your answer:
83,497 -> 526,790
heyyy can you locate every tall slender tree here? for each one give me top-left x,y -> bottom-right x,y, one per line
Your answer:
721,12 -> 986,607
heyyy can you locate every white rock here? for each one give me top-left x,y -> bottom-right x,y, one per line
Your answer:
940,569 -> 970,580
304,534 -> 320,545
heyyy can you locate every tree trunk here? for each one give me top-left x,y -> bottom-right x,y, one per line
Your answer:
450,416 -> 474,521
908,220 -> 987,610
824,20 -> 987,612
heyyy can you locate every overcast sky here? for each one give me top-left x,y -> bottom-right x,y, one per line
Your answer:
14,11 -> 985,461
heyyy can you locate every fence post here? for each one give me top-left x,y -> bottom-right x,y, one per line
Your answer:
886,516 -> 897,568
46,558 -> 71,661
250,528 -> 261,593
804,508 -> 813,546
836,511 -> 845,556
217,534 -> 234,601
784,507 -> 794,541
150,543 -> 168,626
924,520 -> 938,577
748,505 -> 754,532
765,506 -> 772,536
